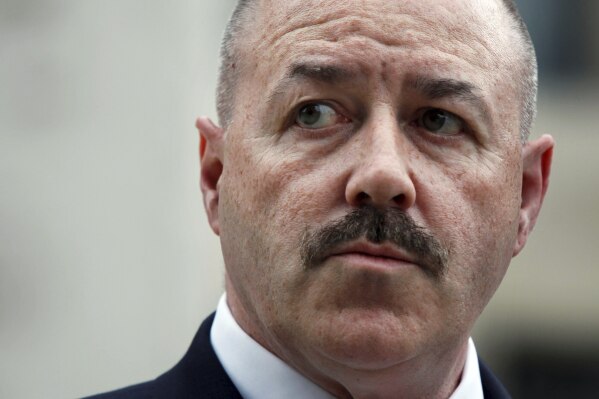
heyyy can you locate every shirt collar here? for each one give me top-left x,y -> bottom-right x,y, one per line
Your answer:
449,337 -> 484,399
211,294 -> 483,399
211,294 -> 334,399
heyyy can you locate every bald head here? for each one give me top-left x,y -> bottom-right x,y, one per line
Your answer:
216,0 -> 537,141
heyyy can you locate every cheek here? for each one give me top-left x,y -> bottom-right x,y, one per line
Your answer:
416,153 -> 522,304
232,138 -> 344,223
460,153 -> 522,251
218,137 -> 349,322
219,137 -> 335,266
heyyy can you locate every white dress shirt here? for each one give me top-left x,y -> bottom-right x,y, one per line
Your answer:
211,294 -> 483,399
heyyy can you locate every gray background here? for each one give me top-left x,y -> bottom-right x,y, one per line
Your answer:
1,1 -> 598,398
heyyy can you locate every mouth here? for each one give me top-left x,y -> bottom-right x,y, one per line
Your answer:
325,240 -> 421,270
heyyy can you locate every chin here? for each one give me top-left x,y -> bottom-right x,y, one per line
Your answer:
275,262 -> 456,369
300,306 -> 431,370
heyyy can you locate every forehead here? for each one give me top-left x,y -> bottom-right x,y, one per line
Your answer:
232,0 -> 520,134
247,0 -> 511,68
241,0 -> 514,84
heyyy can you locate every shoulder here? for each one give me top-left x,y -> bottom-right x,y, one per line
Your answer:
82,313 -> 242,399
83,381 -> 156,399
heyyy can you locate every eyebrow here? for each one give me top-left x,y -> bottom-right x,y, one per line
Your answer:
287,62 -> 357,83
267,62 -> 357,106
409,76 -> 491,123
266,63 -> 492,126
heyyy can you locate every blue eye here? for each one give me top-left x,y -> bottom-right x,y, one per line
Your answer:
418,108 -> 463,136
296,103 -> 340,129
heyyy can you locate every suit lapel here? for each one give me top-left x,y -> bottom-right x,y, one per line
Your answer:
158,313 -> 243,398
479,358 -> 512,399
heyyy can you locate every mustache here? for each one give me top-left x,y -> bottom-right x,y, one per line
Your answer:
300,206 -> 448,278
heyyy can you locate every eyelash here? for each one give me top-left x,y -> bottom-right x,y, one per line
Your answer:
414,108 -> 468,134
285,101 -> 473,141
289,101 -> 350,129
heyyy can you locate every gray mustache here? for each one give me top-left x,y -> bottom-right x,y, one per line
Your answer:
300,206 -> 448,278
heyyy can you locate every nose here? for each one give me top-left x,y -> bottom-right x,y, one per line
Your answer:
345,116 -> 416,210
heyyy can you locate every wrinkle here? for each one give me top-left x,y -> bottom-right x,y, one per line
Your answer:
257,10 -> 496,77
260,11 -> 431,55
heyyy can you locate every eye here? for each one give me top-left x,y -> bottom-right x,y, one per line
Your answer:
296,103 -> 345,129
417,108 -> 464,136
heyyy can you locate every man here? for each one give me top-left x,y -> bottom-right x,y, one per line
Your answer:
88,0 -> 554,397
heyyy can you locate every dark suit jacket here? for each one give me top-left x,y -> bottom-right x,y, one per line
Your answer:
85,314 -> 511,399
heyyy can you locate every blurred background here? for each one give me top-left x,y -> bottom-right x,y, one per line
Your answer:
0,1 -> 597,398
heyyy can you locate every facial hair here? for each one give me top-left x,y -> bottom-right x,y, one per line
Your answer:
300,206 -> 448,278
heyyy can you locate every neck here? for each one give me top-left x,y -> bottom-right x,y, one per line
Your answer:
303,341 -> 469,399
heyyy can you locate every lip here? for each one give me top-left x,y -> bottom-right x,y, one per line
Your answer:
325,240 -> 420,269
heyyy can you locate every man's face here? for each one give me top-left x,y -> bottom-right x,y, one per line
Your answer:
202,0 -> 551,383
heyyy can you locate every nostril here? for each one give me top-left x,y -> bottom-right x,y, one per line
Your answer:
356,192 -> 370,203
393,193 -> 406,205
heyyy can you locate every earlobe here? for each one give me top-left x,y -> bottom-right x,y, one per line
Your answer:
197,116 -> 224,235
513,134 -> 554,256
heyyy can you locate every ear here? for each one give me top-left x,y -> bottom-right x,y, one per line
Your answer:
513,134 -> 554,256
196,116 -> 224,235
